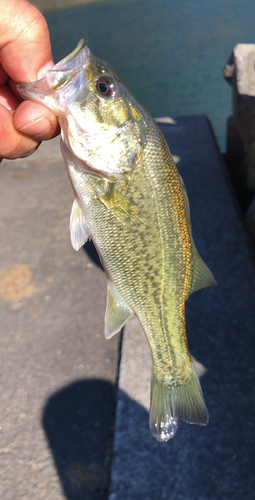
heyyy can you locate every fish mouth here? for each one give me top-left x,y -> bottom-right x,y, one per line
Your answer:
17,39 -> 90,109
17,78 -> 50,101
52,39 -> 89,72
46,39 -> 90,90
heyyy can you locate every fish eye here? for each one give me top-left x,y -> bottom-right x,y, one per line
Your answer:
96,77 -> 115,96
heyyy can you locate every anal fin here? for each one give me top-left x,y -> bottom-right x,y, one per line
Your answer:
105,282 -> 133,338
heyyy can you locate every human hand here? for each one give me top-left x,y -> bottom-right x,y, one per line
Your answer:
0,0 -> 59,161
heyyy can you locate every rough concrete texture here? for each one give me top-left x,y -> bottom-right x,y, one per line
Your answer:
0,138 -> 121,500
109,116 -> 255,500
224,44 -> 255,190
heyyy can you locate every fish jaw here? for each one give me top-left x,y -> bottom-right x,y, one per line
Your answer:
17,39 -> 90,117
17,77 -> 62,115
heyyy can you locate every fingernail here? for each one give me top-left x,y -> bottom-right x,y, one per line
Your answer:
19,117 -> 51,137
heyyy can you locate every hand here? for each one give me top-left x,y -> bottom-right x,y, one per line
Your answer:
0,0 -> 59,161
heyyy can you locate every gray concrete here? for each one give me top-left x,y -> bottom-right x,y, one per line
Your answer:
109,116 -> 255,500
0,138 -> 121,500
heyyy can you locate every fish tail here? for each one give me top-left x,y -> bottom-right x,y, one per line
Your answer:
149,360 -> 209,442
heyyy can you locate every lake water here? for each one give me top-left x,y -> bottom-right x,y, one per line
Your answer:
44,0 -> 255,151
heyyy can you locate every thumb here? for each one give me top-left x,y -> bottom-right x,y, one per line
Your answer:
0,0 -> 53,83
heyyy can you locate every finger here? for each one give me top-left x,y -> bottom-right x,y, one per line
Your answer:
0,103 -> 39,159
0,63 -> 9,86
0,84 -> 20,110
0,0 -> 53,83
13,101 -> 60,140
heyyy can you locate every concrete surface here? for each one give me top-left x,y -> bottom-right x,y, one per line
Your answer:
0,137 -> 121,500
109,116 -> 255,500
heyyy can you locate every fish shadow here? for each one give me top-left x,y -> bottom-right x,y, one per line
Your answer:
83,241 -> 104,271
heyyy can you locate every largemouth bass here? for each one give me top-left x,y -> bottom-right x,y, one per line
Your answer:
18,40 -> 216,442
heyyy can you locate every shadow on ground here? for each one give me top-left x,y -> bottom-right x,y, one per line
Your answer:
42,380 -> 118,500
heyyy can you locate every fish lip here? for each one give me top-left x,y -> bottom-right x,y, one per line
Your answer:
52,39 -> 89,72
17,39 -> 90,101
45,39 -> 90,90
17,77 -> 51,101
18,78 -> 44,91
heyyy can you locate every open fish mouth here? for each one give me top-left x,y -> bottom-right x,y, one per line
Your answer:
17,39 -> 90,112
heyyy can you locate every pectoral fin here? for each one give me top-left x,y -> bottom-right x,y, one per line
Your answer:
98,184 -> 144,225
70,198 -> 90,250
105,282 -> 133,338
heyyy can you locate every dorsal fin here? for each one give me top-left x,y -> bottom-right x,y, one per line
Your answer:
189,248 -> 216,296
177,179 -> 216,297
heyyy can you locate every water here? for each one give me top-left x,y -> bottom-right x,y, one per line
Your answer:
44,0 -> 255,151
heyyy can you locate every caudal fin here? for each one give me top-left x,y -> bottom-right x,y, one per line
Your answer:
149,361 -> 208,442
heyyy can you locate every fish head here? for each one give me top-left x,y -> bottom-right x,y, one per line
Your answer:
18,40 -> 148,176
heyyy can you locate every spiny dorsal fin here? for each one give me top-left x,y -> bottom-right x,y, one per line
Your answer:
105,282 -> 133,339
70,198 -> 90,251
190,248 -> 216,296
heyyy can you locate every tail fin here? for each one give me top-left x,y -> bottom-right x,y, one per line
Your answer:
149,361 -> 208,442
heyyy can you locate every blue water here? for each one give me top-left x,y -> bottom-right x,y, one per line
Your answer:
45,0 -> 255,151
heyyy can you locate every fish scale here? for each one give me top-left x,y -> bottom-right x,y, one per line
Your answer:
18,39 -> 216,442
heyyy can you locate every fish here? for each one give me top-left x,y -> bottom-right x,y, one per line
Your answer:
18,39 -> 216,442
